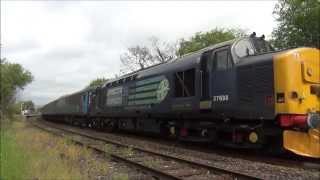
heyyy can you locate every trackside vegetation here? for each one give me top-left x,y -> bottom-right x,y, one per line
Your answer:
0,58 -> 33,117
0,117 -> 129,180
0,125 -> 29,179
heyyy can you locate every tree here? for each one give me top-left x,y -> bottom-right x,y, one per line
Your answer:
0,58 -> 33,115
272,0 -> 320,49
120,45 -> 153,74
149,36 -> 178,63
120,28 -> 245,74
21,100 -> 35,111
87,77 -> 108,88
120,38 -> 177,74
177,28 -> 246,56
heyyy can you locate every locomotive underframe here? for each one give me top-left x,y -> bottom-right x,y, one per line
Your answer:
42,114 -> 283,151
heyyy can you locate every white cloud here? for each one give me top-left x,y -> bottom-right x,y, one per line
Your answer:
1,0 -> 277,105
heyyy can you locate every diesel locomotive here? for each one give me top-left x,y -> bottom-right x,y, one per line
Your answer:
41,34 -> 320,158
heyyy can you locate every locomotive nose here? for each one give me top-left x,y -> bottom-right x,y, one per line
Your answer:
274,47 -> 320,158
274,47 -> 320,115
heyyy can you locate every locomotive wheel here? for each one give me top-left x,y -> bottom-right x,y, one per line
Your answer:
159,122 -> 169,137
105,120 -> 118,132
90,119 -> 98,129
80,120 -> 88,128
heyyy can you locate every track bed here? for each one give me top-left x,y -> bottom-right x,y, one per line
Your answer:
29,117 -> 320,179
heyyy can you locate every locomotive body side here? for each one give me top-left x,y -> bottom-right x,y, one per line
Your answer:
87,39 -> 281,148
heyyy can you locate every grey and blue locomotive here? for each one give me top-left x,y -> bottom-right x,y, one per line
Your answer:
42,34 -> 320,158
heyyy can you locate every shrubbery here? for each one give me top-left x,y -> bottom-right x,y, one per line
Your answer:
0,58 -> 33,118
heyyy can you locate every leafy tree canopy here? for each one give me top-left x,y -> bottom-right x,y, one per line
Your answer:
272,0 -> 320,49
0,58 -> 33,114
87,77 -> 108,88
21,100 -> 35,111
177,28 -> 247,56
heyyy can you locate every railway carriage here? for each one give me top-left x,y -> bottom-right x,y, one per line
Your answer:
41,88 -> 95,124
42,34 -> 320,158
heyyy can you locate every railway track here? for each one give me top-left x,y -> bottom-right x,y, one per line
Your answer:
30,119 -> 260,180
26,115 -> 320,170
87,124 -> 320,171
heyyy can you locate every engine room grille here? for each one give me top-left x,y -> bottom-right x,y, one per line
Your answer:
238,62 -> 274,104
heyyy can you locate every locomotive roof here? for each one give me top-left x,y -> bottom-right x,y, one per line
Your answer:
57,87 -> 95,100
42,86 -> 95,108
103,38 -> 236,87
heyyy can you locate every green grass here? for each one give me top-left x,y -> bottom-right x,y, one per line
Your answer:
0,118 -> 128,179
112,173 -> 129,180
0,128 -> 29,180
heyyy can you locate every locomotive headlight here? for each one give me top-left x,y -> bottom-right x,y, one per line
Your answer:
170,126 -> 175,135
307,113 -> 320,129
249,132 -> 258,143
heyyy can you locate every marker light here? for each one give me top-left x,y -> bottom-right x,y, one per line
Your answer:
307,113 -> 320,129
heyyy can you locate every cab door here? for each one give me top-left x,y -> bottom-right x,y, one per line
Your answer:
199,50 -> 213,109
211,46 -> 235,113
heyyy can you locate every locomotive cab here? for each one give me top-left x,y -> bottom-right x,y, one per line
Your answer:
197,36 -> 277,147
198,35 -> 275,115
198,35 -> 319,158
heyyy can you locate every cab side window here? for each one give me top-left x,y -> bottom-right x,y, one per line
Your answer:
214,49 -> 233,71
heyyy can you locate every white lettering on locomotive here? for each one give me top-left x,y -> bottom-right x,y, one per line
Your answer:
213,95 -> 229,102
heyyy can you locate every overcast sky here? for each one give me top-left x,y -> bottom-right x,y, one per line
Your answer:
1,1 -> 277,106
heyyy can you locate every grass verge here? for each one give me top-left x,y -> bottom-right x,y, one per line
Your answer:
0,127 -> 29,180
0,117 -> 128,180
